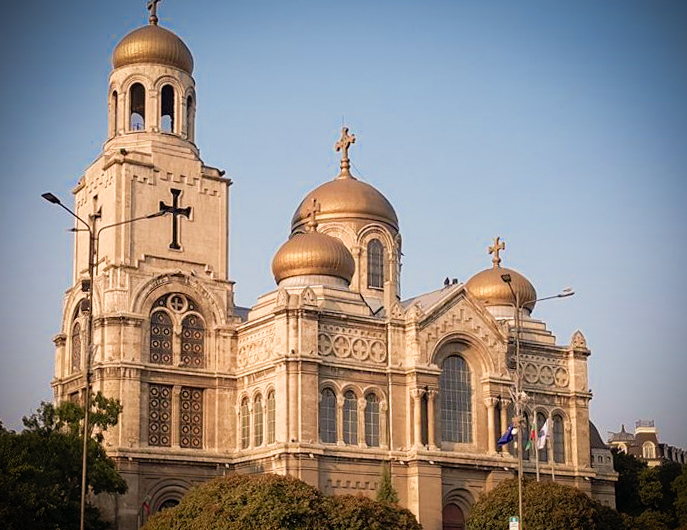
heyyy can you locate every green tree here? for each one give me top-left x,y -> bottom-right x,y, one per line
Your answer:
612,448 -> 647,516
466,478 -> 622,530
672,466 -> 687,527
375,462 -> 399,504
328,494 -> 421,530
0,396 -> 127,530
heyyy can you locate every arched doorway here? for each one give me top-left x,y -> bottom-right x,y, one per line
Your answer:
443,503 -> 465,530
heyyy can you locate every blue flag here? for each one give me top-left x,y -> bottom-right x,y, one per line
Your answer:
497,423 -> 515,447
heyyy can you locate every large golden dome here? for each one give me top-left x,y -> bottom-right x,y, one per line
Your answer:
113,23 -> 194,75
272,230 -> 356,285
465,238 -> 537,311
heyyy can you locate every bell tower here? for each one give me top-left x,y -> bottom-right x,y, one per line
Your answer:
51,4 -> 235,526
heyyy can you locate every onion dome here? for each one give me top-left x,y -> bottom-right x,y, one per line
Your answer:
291,127 -> 398,231
112,8 -> 193,75
465,237 -> 537,312
273,201 -> 356,285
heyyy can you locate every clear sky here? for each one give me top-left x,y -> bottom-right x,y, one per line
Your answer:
1,1 -> 685,447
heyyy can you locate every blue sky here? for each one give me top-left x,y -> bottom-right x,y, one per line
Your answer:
1,0 -> 685,446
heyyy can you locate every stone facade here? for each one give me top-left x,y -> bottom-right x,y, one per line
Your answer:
50,11 -> 616,530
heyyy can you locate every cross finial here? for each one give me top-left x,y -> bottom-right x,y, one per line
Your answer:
335,126 -> 356,178
488,237 -> 506,268
306,198 -> 321,231
147,0 -> 161,25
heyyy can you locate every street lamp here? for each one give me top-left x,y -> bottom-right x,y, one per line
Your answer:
500,273 -> 573,530
42,192 -> 163,530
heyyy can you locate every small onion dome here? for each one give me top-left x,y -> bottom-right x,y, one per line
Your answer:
291,175 -> 398,232
466,267 -> 537,312
113,24 -> 194,75
272,230 -> 355,285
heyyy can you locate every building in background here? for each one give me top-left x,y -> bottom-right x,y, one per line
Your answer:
608,421 -> 686,467
50,5 -> 616,529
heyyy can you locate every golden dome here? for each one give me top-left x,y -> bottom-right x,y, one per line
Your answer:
113,24 -> 193,75
465,237 -> 537,311
272,230 -> 356,285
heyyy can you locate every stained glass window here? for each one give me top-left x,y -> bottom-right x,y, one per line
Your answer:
319,389 -> 336,443
343,390 -> 358,445
440,355 -> 472,443
365,393 -> 380,447
148,384 -> 172,447
181,314 -> 204,367
367,239 -> 384,289
150,311 -> 173,365
71,321 -> 81,373
180,387 -> 203,449
553,415 -> 565,463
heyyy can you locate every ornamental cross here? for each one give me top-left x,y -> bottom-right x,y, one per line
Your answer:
306,198 -> 321,231
159,188 -> 192,250
335,127 -> 356,176
489,236 -> 505,268
147,0 -> 161,24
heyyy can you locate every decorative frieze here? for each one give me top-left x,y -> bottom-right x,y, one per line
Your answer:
318,322 -> 387,364
520,361 -> 570,388
237,325 -> 275,367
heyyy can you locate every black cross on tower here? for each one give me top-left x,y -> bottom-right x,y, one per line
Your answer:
159,188 -> 191,250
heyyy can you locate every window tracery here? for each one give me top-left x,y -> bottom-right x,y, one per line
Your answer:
343,390 -> 358,445
71,320 -> 81,374
440,355 -> 472,443
267,391 -> 276,444
319,388 -> 337,444
553,414 -> 565,463
180,387 -> 203,449
365,393 -> 380,447
240,397 -> 250,449
148,384 -> 172,447
367,239 -> 384,289
254,394 -> 263,447
149,294 -> 204,368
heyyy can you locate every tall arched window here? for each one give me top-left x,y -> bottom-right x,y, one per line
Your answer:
536,412 -> 548,463
71,321 -> 81,373
253,394 -> 263,447
367,239 -> 384,289
343,390 -> 358,445
553,414 -> 565,463
161,84 -> 175,133
643,441 -> 656,459
181,314 -> 204,367
319,388 -> 337,443
111,90 -> 118,137
186,94 -> 195,141
365,393 -> 380,447
129,83 -> 145,131
440,355 -> 472,443
240,397 -> 250,449
150,311 -> 173,365
267,391 -> 276,444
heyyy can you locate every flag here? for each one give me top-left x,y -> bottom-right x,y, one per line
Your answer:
537,419 -> 549,450
497,423 -> 515,447
524,428 -> 535,451
142,496 -> 151,516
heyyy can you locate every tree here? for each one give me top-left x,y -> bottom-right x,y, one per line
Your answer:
142,473 -> 421,530
612,448 -> 647,516
375,462 -> 399,504
674,466 -> 687,527
0,396 -> 127,530
466,478 -> 623,530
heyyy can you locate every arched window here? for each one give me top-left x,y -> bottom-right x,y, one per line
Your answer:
343,390 -> 358,445
254,394 -> 263,447
522,413 -> 531,461
537,412 -> 548,463
240,397 -> 250,449
150,311 -> 173,365
367,239 -> 384,289
129,83 -> 145,131
71,321 -> 81,374
161,84 -> 175,133
267,391 -> 276,444
319,389 -> 337,443
553,415 -> 565,463
186,95 -> 195,141
181,314 -> 204,367
111,90 -> 118,137
365,393 -> 380,447
442,503 -> 465,530
643,441 -> 656,459
440,355 -> 472,443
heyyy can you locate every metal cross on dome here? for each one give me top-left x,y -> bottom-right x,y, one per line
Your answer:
335,127 -> 356,177
159,188 -> 192,250
489,236 -> 505,268
147,0 -> 161,25
306,198 -> 321,231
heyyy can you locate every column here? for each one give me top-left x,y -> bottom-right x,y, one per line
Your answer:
500,398 -> 510,454
411,388 -> 424,447
485,397 -> 498,454
426,389 -> 437,449
380,400 -> 389,449
336,394 -> 345,446
171,385 -> 181,448
358,397 -> 366,447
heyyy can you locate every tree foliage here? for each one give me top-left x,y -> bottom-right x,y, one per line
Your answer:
375,462 -> 399,504
674,466 -> 687,527
142,473 -> 421,530
0,396 -> 127,530
466,478 -> 623,530
612,448 -> 647,516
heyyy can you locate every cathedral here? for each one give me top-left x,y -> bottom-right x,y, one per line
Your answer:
50,4 -> 616,529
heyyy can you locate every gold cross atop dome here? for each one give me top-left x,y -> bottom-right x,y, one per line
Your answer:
489,237 -> 505,268
147,0 -> 161,25
305,198 -> 321,231
335,127 -> 356,178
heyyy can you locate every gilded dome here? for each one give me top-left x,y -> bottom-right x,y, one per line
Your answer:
272,230 -> 356,285
113,24 -> 194,75
466,266 -> 537,311
291,175 -> 398,231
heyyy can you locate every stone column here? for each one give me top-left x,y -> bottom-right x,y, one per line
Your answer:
172,385 -> 181,448
358,397 -> 367,447
411,388 -> 425,447
427,389 -> 438,449
336,394 -> 345,446
380,400 -> 389,449
500,398 -> 511,453
485,397 -> 498,453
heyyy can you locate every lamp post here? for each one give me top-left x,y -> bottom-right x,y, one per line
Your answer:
500,273 -> 573,530
42,192 -> 163,530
